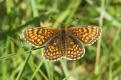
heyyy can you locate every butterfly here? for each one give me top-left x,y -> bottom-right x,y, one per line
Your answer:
23,25 -> 101,61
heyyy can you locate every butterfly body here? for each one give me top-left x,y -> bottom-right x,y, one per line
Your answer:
23,26 -> 101,61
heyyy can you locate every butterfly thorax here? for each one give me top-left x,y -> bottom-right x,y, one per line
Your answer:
59,28 -> 67,55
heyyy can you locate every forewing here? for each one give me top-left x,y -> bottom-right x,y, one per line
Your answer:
23,27 -> 59,47
64,36 -> 85,60
68,26 -> 101,44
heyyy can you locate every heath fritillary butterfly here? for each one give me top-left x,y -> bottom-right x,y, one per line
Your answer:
23,25 -> 101,61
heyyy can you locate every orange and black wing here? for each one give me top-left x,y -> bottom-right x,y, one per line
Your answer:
44,36 -> 62,61
68,26 -> 101,45
64,35 -> 85,60
23,27 -> 59,47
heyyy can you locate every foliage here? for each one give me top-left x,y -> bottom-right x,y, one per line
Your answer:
0,0 -> 121,80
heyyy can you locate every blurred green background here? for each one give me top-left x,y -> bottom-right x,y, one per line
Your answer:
0,0 -> 121,80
